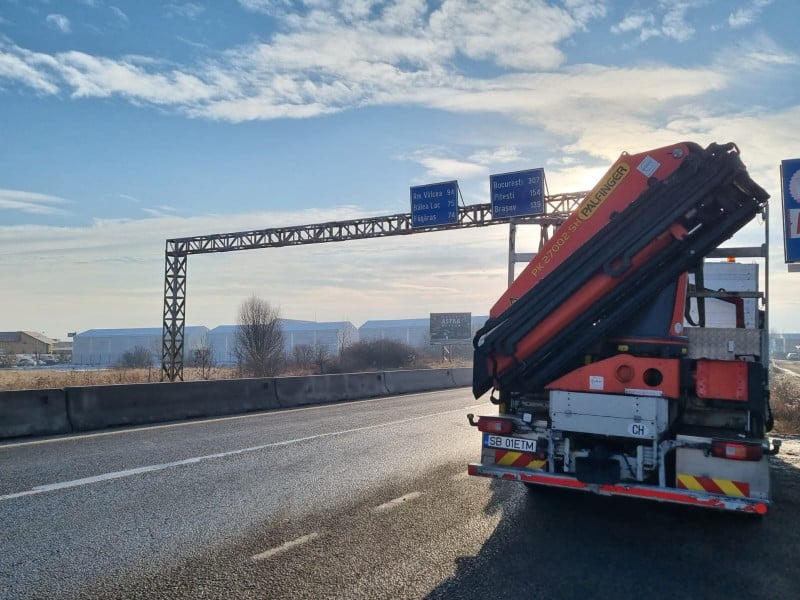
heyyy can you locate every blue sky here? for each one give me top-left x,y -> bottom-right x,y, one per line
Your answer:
1,0 -> 798,339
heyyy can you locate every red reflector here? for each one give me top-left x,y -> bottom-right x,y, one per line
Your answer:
711,441 -> 763,461
477,417 -> 513,435
467,465 -> 478,476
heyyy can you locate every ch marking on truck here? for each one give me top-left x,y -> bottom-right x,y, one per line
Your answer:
628,422 -> 650,437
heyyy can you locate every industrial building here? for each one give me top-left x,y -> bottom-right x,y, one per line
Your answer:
208,320 -> 358,365
0,331 -> 56,357
72,327 -> 209,366
358,316 -> 489,348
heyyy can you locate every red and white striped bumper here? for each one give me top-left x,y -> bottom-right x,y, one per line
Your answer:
468,463 -> 768,514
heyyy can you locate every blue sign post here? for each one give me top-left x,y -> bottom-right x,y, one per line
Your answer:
781,159 -> 800,263
410,181 -> 459,228
490,168 -> 545,219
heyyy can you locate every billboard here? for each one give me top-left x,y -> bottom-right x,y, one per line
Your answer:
781,158 -> 800,263
430,312 -> 472,343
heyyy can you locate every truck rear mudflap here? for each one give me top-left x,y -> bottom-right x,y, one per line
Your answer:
467,463 -> 769,514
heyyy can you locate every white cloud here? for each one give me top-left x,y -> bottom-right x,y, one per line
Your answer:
612,0 -> 703,43
415,155 -> 488,180
429,0 -> 593,70
142,205 -> 180,218
717,31 -> 797,71
109,6 -> 129,24
0,49 -> 59,94
611,12 -> 659,41
0,3 -> 629,122
54,50 -> 222,104
0,206 -> 510,336
45,14 -> 71,34
469,147 -> 523,165
0,189 -> 72,215
237,0 -> 291,15
164,3 -> 206,20
729,0 -> 773,29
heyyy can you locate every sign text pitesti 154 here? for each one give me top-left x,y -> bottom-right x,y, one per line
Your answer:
490,168 -> 545,219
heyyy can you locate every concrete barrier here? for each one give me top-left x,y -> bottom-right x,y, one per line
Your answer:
0,388 -> 70,439
383,368 -> 455,395
276,372 -> 386,408
450,367 -> 472,388
67,378 -> 279,432
2,367 -> 470,440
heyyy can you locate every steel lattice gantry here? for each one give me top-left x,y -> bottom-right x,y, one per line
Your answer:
161,193 -> 586,381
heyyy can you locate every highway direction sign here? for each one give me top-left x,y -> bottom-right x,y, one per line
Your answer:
490,168 -> 545,219
410,181 -> 458,228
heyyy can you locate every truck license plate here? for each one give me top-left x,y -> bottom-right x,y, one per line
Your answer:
483,434 -> 536,453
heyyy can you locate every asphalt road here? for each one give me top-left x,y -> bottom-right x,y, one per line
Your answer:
1,388 -> 799,600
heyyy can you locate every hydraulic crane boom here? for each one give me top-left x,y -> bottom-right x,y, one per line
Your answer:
473,142 -> 768,399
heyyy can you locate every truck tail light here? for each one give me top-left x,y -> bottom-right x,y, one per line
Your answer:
477,417 -> 513,435
711,440 -> 763,461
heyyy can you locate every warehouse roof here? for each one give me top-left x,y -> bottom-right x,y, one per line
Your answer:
76,326 -> 208,337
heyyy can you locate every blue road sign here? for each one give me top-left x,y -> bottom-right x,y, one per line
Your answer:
410,181 -> 459,228
490,168 -> 545,219
781,159 -> 800,263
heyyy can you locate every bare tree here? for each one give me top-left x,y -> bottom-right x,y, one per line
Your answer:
312,342 -> 331,374
234,296 -> 285,377
292,344 -> 314,370
190,333 -> 216,380
337,326 -> 354,354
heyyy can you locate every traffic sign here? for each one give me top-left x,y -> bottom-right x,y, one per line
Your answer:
781,158 -> 800,263
490,168 -> 545,218
410,181 -> 458,228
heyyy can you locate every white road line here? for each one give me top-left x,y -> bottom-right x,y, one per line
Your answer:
0,408 -> 468,503
251,532 -> 320,561
372,491 -> 423,513
0,390 -> 471,449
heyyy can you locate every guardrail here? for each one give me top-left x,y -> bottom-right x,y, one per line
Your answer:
0,367 -> 472,440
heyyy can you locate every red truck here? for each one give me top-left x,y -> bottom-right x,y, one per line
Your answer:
469,142 -> 780,514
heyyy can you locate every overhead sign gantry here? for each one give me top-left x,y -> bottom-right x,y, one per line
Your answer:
161,191 -> 586,382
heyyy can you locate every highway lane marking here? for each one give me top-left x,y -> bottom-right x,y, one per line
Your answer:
250,532 -> 321,561
0,406 -> 485,503
372,491 -> 423,513
0,392 -> 480,450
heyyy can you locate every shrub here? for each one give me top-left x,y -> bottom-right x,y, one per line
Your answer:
338,339 -> 415,372
771,370 -> 800,434
117,346 -> 155,369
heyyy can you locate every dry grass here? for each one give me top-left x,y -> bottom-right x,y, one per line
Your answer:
0,359 -> 471,392
0,366 -> 242,391
771,370 -> 800,435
